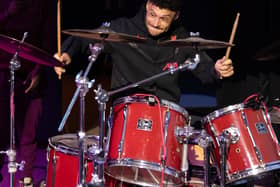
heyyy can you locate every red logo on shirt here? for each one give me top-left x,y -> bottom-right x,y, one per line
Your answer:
162,62 -> 178,71
171,35 -> 177,40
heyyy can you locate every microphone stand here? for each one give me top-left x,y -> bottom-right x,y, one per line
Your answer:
57,43 -> 103,187
0,32 -> 28,187
108,53 -> 200,96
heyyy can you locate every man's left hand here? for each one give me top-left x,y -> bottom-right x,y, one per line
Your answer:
24,74 -> 40,93
24,65 -> 41,93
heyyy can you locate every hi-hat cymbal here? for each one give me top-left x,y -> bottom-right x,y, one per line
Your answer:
62,28 -> 147,43
158,36 -> 234,49
0,34 -> 63,67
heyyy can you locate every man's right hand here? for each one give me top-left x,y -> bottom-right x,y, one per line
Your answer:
54,52 -> 71,79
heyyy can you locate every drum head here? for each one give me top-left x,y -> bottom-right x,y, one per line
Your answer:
48,134 -> 100,156
201,103 -> 245,124
113,95 -> 189,119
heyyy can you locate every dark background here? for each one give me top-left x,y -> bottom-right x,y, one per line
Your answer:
42,0 -> 280,137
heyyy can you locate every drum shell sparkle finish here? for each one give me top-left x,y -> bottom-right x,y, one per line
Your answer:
46,134 -> 99,187
106,95 -> 189,186
201,103 -> 280,183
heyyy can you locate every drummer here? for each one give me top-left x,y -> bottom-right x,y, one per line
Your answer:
54,0 -> 234,106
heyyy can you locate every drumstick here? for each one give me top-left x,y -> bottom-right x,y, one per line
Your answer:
57,0 -> 61,57
225,12 -> 240,59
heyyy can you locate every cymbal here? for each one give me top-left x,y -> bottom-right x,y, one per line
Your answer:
0,34 -> 63,67
269,108 -> 280,124
62,28 -> 147,43
255,40 -> 280,61
158,36 -> 234,49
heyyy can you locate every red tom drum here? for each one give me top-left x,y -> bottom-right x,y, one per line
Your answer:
106,94 -> 189,186
201,103 -> 280,184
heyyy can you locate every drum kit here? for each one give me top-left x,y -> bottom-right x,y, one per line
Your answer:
1,27 -> 280,187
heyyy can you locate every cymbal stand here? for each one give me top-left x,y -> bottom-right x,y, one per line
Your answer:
0,32 -> 28,187
57,43 -> 103,187
89,84 -> 109,187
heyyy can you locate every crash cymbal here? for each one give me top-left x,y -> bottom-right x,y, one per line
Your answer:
0,34 -> 63,67
255,40 -> 280,61
62,28 -> 147,43
158,36 -> 234,49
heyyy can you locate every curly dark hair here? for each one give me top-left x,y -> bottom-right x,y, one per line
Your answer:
148,0 -> 183,11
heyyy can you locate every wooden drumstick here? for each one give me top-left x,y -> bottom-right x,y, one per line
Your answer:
225,13 -> 240,59
57,0 -> 61,57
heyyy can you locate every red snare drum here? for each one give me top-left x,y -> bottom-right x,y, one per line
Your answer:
106,95 -> 189,186
46,134 -> 99,187
201,103 -> 280,184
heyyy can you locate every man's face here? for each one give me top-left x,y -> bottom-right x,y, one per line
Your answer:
145,1 -> 179,36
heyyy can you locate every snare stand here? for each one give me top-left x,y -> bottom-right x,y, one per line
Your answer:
178,127 -> 213,186
57,43 -> 103,187
197,129 -> 213,187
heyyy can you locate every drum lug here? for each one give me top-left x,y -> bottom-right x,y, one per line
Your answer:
174,126 -> 186,143
103,107 -> 113,159
46,146 -> 50,162
254,147 -> 264,165
118,104 -> 128,159
52,150 -> 57,165
241,110 -> 264,164
222,126 -> 240,144
50,150 -> 57,187
162,110 -> 170,162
